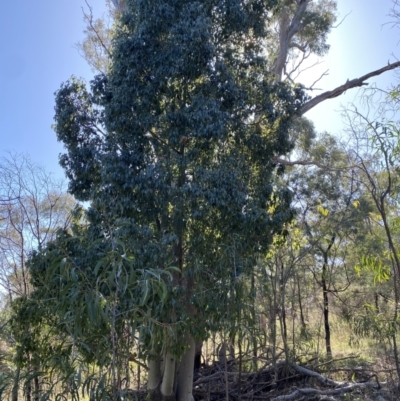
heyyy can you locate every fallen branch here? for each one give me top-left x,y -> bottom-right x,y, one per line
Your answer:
301,61 -> 400,114
271,382 -> 379,401
321,367 -> 396,374
291,363 -> 341,387
270,363 -> 381,401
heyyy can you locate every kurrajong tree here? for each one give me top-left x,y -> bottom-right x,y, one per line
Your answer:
49,1 -> 306,400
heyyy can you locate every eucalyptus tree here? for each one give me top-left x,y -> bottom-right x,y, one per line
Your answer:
0,153 -> 75,301
269,0 -> 337,82
79,0 -> 400,116
342,93 -> 400,379
77,0 -> 116,74
50,0 -> 305,399
282,131 -> 373,357
0,153 -> 75,401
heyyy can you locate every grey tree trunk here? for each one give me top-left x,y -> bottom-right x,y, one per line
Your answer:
322,262 -> 332,358
160,352 -> 176,401
147,336 -> 196,401
272,0 -> 311,82
176,336 -> 196,401
147,355 -> 162,400
11,366 -> 20,401
320,237 -> 335,358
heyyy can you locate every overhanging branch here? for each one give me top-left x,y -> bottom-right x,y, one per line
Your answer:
301,61 -> 400,115
272,157 -> 355,170
273,157 -> 329,169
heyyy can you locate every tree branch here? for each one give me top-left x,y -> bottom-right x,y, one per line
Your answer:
83,0 -> 112,59
301,61 -> 400,114
272,157 -> 355,171
272,0 -> 312,81
271,363 -> 381,401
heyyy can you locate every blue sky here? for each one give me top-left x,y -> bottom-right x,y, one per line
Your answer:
306,0 -> 400,133
0,0 -> 107,179
0,0 -> 399,179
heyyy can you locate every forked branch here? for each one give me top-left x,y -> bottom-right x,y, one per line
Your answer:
301,61 -> 400,114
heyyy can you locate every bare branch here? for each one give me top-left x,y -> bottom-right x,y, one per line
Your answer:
290,42 -> 307,52
332,11 -> 352,29
305,69 -> 329,91
271,363 -> 381,401
83,0 -> 112,59
301,61 -> 400,114
285,49 -> 313,81
272,156 -> 355,171
0,197 -> 19,204
273,157 -> 328,169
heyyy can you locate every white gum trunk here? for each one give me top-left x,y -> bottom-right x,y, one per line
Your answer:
160,352 -> 176,399
147,355 -> 162,392
272,7 -> 290,82
176,335 -> 196,401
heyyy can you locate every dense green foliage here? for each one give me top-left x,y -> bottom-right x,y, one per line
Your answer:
4,1 -> 400,400
52,0 -> 304,357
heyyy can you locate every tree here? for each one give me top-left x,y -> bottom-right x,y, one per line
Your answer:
343,94 -> 400,380
263,127 -> 372,359
0,153 -> 75,301
13,1 -> 400,400
269,0 -> 337,82
290,133 -> 363,357
79,0 -> 400,117
267,0 -> 400,114
0,153 -> 75,401
50,1 -> 305,400
76,0 -> 116,74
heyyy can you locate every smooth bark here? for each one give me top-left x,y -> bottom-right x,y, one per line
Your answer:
147,355 -> 162,400
160,352 -> 176,401
301,61 -> 400,114
272,0 -> 312,82
176,336 -> 196,401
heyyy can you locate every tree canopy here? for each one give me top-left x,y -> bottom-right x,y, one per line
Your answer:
3,1 -> 400,401
51,1 -> 306,400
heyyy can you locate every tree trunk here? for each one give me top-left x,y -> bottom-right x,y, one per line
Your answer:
391,262 -> 400,381
272,7 -> 290,82
297,274 -> 306,328
147,355 -> 162,401
11,366 -> 20,401
176,336 -> 196,401
251,271 -> 258,371
26,379 -> 32,401
193,341 -> 203,370
272,0 -> 311,82
33,373 -> 39,401
322,254 -> 332,358
160,352 -> 176,401
26,351 -> 32,401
